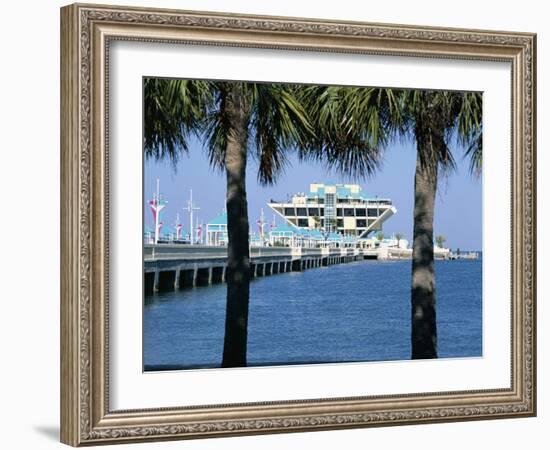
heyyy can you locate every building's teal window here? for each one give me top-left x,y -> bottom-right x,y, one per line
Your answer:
367,208 -> 378,217
308,208 -> 319,216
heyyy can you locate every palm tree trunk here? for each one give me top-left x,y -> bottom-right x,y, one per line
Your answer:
221,84 -> 251,367
411,139 -> 438,359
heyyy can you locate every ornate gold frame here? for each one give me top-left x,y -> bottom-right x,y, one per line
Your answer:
60,3 -> 536,446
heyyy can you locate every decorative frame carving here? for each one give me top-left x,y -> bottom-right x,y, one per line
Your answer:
60,3 -> 536,446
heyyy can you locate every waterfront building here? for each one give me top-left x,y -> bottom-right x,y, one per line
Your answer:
207,211 -> 337,248
206,212 -> 228,246
269,223 -> 372,248
146,180 -> 397,248
378,236 -> 409,249
270,223 -> 297,247
269,224 -> 325,248
267,182 -> 396,239
249,234 -> 263,247
144,225 -> 190,244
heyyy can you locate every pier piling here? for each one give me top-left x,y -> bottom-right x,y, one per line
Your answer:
144,272 -> 155,295
174,269 -> 181,289
196,268 -> 210,286
144,245 -> 401,294
192,268 -> 199,287
153,270 -> 160,293
157,270 -> 176,292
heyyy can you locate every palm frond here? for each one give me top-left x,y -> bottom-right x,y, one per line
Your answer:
465,131 -> 482,176
143,78 -> 212,164
202,84 -> 230,173
296,85 -> 402,179
249,83 -> 314,185
454,91 -> 483,176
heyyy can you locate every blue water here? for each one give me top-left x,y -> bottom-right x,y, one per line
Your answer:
144,259 -> 482,370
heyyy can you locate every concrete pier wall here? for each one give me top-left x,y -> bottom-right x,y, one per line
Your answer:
143,244 -> 434,294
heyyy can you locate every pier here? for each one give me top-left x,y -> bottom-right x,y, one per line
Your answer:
144,244 -> 466,294
144,245 -> 367,294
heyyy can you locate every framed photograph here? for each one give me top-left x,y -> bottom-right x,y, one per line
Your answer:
60,3 -> 536,446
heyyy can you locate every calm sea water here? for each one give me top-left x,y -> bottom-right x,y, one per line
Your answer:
144,259 -> 482,370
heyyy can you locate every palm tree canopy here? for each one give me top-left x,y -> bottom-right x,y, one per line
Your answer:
145,80 -> 482,190
144,79 -> 315,185
298,86 -> 400,179
397,89 -> 483,175
143,78 -> 212,163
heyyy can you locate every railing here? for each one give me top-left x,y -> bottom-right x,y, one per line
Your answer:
144,244 -> 295,261
144,244 -> 345,262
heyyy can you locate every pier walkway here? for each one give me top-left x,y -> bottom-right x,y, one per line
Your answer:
143,244 -> 458,294
145,245 -> 366,294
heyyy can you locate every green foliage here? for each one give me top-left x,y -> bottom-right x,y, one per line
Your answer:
143,79 -> 315,186
312,216 -> 321,229
249,83 -> 314,185
143,78 -> 212,164
144,80 -> 482,182
297,86 -> 393,179
399,89 -> 483,177
435,235 -> 447,248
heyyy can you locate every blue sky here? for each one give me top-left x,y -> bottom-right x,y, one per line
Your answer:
144,137 -> 482,250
